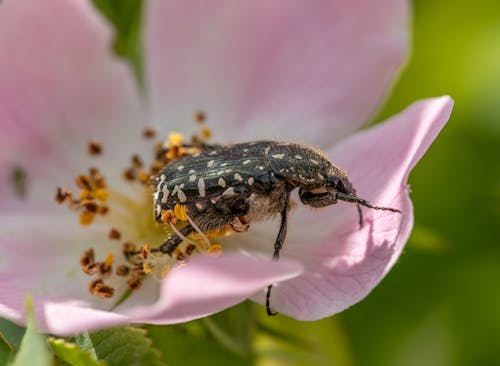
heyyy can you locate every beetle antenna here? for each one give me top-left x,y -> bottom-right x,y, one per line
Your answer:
336,192 -> 401,228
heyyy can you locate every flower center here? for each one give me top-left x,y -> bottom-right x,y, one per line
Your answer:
55,113 -> 225,303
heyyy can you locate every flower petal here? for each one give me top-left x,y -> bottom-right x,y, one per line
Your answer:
121,253 -> 302,324
254,96 -> 453,320
145,0 -> 409,145
0,0 -> 144,207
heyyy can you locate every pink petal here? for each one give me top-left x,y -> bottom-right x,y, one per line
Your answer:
33,254 -> 302,335
122,253 -> 302,324
256,97 -> 453,320
0,0 -> 144,207
145,0 -> 409,145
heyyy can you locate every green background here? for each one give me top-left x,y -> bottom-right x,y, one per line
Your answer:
2,1 -> 499,365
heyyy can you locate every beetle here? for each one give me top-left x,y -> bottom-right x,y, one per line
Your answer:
149,140 -> 400,314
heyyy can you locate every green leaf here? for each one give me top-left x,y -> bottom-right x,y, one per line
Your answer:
0,318 -> 26,348
10,297 -> 52,366
147,324 -> 249,366
73,326 -> 166,366
92,0 -> 144,86
0,332 -> 14,365
48,338 -> 105,366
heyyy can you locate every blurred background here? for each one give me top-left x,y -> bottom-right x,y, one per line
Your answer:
2,0 -> 499,365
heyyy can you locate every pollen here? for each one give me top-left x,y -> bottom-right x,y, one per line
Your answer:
93,188 -> 108,202
207,244 -> 223,257
104,253 -> 114,267
142,262 -> 153,275
168,132 -> 184,148
201,126 -> 212,140
161,209 -> 176,225
139,243 -> 151,260
161,265 -> 171,279
79,211 -> 94,226
174,204 -> 188,221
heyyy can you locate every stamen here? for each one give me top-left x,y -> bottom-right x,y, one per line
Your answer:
108,228 -> 121,240
127,272 -> 143,291
207,244 -> 223,257
138,171 -> 151,185
142,127 -> 156,139
75,175 -> 93,191
88,140 -> 103,156
201,126 -> 212,140
161,210 -> 177,225
93,189 -> 108,202
139,244 -> 151,260
55,187 -> 72,204
123,167 -> 136,181
131,154 -> 144,168
79,211 -> 94,226
79,189 -> 91,200
89,279 -> 114,298
168,132 -> 184,148
173,204 -> 188,221
194,111 -> 206,123
116,265 -> 130,276
161,265 -> 171,279
142,262 -> 153,275
185,210 -> 211,248
122,242 -> 137,259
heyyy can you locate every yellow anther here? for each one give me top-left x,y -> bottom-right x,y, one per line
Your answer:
104,253 -> 114,267
207,244 -> 223,257
168,132 -> 184,148
79,189 -> 91,200
140,243 -> 151,260
174,204 -> 188,221
93,188 -> 108,202
79,211 -> 94,226
161,265 -> 171,279
138,171 -> 151,184
142,262 -> 153,275
201,126 -> 212,140
161,210 -> 176,225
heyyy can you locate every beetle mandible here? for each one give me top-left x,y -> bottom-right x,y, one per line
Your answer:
149,140 -> 400,314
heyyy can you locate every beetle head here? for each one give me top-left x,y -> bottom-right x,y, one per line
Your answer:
299,171 -> 401,228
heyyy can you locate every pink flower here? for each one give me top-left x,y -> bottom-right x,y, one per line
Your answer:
0,0 -> 453,336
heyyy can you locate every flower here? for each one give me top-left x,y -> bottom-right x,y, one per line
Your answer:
0,0 -> 453,335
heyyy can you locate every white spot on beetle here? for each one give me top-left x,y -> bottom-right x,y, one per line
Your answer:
248,177 -> 254,185
209,150 -> 218,155
294,155 -> 302,160
189,174 -> 197,182
207,160 -> 215,168
310,159 -> 319,165
234,173 -> 243,181
225,169 -> 232,173
177,165 -> 185,171
178,189 -> 187,202
243,159 -> 251,165
195,202 -> 204,210
257,166 -> 265,171
189,169 -> 196,174
222,187 -> 235,196
218,178 -> 226,187
198,178 -> 206,197
217,170 -> 225,175
221,163 -> 228,167
272,154 -> 285,159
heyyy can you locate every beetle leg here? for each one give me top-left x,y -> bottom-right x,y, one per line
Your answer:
272,193 -> 290,260
155,225 -> 196,256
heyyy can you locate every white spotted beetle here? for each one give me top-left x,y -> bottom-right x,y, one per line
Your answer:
149,141 -> 400,315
